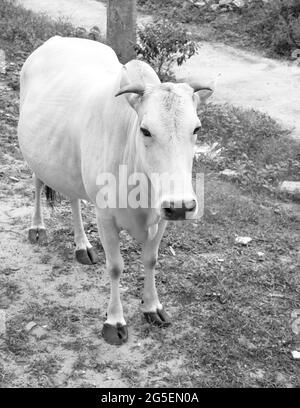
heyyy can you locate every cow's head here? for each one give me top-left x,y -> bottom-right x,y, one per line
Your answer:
116,68 -> 214,221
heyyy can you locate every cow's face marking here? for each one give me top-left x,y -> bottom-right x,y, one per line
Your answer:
136,83 -> 201,220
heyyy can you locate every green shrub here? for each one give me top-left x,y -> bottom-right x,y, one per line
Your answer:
135,19 -> 198,81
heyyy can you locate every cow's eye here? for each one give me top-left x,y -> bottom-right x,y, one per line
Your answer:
193,126 -> 201,134
141,127 -> 151,137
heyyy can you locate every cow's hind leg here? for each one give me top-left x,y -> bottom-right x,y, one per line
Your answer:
71,198 -> 98,265
28,175 -> 47,244
97,215 -> 128,345
142,220 -> 171,327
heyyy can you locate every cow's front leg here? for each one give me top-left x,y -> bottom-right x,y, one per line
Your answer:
96,215 -> 128,345
142,220 -> 171,327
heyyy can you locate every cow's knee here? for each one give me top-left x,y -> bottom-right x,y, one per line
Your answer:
143,256 -> 157,270
108,261 -> 123,279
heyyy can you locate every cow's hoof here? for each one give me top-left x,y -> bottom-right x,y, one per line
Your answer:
28,228 -> 48,245
144,307 -> 172,327
102,323 -> 128,345
75,247 -> 98,265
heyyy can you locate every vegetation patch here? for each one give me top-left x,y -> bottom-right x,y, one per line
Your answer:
138,0 -> 300,59
195,103 -> 300,198
0,0 -> 104,89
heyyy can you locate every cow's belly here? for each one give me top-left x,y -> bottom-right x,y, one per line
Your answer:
18,91 -> 88,200
18,36 -> 121,201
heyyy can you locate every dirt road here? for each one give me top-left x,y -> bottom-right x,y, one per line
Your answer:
17,0 -> 300,140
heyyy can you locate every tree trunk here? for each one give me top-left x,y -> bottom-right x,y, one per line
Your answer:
107,0 -> 137,64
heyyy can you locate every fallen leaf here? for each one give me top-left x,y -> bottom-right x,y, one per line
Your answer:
169,246 -> 176,256
9,176 -> 19,182
25,321 -> 37,333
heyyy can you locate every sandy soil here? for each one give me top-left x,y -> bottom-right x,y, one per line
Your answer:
17,0 -> 300,140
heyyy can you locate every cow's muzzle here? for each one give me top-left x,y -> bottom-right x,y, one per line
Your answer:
160,199 -> 197,221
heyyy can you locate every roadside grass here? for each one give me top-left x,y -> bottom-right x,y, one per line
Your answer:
196,103 -> 300,199
0,2 -> 299,388
0,0 -> 104,90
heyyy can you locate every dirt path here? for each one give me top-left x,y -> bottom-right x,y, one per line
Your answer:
17,0 -> 300,140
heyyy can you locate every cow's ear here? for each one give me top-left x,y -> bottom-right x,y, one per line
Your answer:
192,75 -> 221,110
115,66 -> 145,111
193,86 -> 214,110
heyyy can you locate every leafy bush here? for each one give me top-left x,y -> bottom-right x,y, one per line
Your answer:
241,0 -> 300,57
135,19 -> 198,81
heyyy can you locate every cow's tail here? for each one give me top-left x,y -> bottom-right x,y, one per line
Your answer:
45,186 -> 57,207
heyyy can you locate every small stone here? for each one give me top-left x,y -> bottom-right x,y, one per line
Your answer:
220,169 -> 239,180
257,251 -> 265,260
291,350 -> 300,359
30,326 -> 48,340
232,0 -> 244,7
280,181 -> 300,197
249,369 -> 264,380
235,236 -> 252,245
238,335 -> 257,350
25,321 -> 37,333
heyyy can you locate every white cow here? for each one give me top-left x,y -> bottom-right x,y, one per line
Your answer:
18,37 -> 213,345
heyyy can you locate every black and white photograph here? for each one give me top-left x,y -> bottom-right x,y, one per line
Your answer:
0,0 -> 299,390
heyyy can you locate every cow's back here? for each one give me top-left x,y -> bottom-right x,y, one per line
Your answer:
20,36 -> 120,106
18,37 -> 122,199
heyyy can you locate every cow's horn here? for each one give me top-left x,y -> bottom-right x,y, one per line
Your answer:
189,82 -> 213,93
115,84 -> 145,97
177,77 -> 214,93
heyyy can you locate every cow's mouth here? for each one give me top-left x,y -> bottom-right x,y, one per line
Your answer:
160,199 -> 197,221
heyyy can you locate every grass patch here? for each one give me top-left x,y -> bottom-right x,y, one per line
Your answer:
138,179 -> 300,387
0,0 -> 104,89
0,278 -> 22,308
195,103 -> 300,198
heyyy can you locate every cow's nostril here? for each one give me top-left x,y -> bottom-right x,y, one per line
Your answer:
164,207 -> 173,216
184,199 -> 197,212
